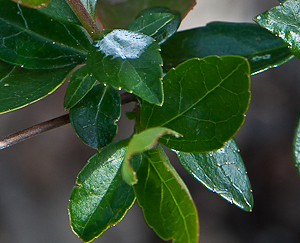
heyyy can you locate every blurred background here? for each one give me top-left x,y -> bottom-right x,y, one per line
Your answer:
1,0 -> 300,242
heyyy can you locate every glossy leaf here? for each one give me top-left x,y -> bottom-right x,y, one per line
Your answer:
140,56 -> 251,153
38,0 -> 81,25
80,0 -> 97,20
87,29 -> 163,105
128,8 -> 181,45
97,0 -> 196,29
255,0 -> 300,59
64,65 -> 97,110
177,139 -> 253,211
134,146 -> 199,243
69,84 -> 121,150
121,127 -> 181,185
11,0 -> 50,9
0,0 -> 91,69
0,60 -> 74,114
161,22 -> 294,75
69,140 -> 141,243
292,115 -> 300,176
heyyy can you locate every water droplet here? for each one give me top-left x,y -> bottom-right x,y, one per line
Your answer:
256,16 -> 262,20
129,90 -> 133,93
250,189 -> 253,193
103,83 -> 107,86
209,152 -> 213,157
245,171 -> 248,174
237,149 -> 240,153
52,42 -> 56,45
217,148 -> 225,154
118,87 -> 121,91
4,83 -> 9,87
196,167 -> 200,171
20,65 -> 24,68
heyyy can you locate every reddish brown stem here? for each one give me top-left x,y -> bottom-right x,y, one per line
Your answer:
0,93 -> 137,150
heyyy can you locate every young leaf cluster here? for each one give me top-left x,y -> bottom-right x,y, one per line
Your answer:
1,0 -> 300,242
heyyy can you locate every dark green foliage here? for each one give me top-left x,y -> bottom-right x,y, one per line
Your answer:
1,0 -> 300,242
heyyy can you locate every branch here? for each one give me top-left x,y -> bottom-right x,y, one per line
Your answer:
0,93 -> 137,150
66,0 -> 101,39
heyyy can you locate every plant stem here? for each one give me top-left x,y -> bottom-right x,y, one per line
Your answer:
66,0 -> 101,39
0,93 -> 137,150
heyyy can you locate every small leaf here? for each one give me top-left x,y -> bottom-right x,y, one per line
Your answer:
64,65 -> 97,110
121,127 -> 181,185
161,22 -> 294,74
128,8 -> 181,45
38,0 -> 81,25
134,146 -> 199,243
292,114 -> 300,176
11,0 -> 50,9
0,0 -> 91,69
97,0 -> 196,29
255,0 -> 300,58
141,56 -> 251,153
177,139 -> 254,211
0,60 -> 74,114
69,140 -> 141,243
69,84 -> 121,150
87,29 -> 164,105
79,0 -> 97,20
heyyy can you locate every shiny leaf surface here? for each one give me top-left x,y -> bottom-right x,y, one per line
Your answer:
11,0 -> 50,9
128,8 -> 181,45
69,140 -> 141,243
88,29 -> 163,105
293,115 -> 300,176
80,0 -> 97,20
64,65 -> 97,110
161,22 -> 293,74
97,0 -> 196,29
121,127 -> 181,185
134,146 -> 199,243
255,0 -> 300,58
0,0 -> 91,69
69,84 -> 121,150
141,56 -> 251,153
177,139 -> 253,211
38,0 -> 81,25
0,60 -> 74,114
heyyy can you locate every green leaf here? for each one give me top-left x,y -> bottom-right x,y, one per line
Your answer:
0,0 -> 91,69
64,65 -> 97,110
69,140 -> 141,243
69,84 -> 121,150
79,0 -> 97,20
134,146 -> 199,243
128,7 -> 181,45
292,114 -> 300,176
121,127 -> 181,185
0,60 -> 74,114
255,0 -> 300,59
11,0 -> 50,9
38,0 -> 81,25
140,56 -> 251,153
177,139 -> 253,212
160,22 -> 294,75
97,0 -> 196,29
87,29 -> 164,105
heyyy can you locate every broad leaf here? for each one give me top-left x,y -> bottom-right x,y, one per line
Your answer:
121,127 -> 181,185
255,0 -> 300,59
161,22 -> 294,75
128,7 -> 181,45
97,0 -> 196,29
80,0 -> 97,20
88,29 -> 164,105
11,0 -> 50,9
0,0 -> 91,69
64,65 -> 97,110
293,115 -> 300,176
0,60 -> 74,114
134,146 -> 199,243
177,139 -> 253,212
38,0 -> 81,25
69,84 -> 121,150
69,140 -> 141,243
140,56 -> 251,153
